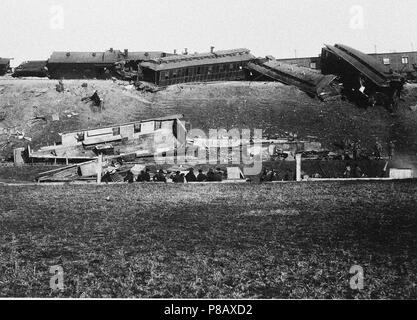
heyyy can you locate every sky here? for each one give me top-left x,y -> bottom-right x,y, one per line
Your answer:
1,0 -> 417,67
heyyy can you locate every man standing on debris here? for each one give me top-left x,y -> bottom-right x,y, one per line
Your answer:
388,141 -> 395,160
82,90 -> 102,108
374,140 -> 383,160
353,140 -> 361,160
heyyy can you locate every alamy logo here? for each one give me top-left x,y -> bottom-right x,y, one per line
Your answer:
49,5 -> 65,30
50,265 -> 64,291
349,265 -> 364,290
349,5 -> 364,30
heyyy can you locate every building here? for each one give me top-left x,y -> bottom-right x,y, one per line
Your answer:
369,51 -> 417,80
139,48 -> 256,86
12,60 -> 48,77
29,114 -> 188,162
0,58 -> 11,75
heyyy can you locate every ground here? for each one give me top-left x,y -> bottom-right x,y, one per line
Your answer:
1,78 -> 417,160
1,181 -> 417,298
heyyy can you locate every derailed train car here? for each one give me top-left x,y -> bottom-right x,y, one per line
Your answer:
139,48 -> 255,86
246,57 -> 340,101
321,44 -> 405,110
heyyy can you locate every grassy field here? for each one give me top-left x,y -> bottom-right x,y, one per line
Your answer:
1,181 -> 417,298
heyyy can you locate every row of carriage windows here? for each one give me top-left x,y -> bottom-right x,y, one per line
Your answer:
383,56 -> 410,65
159,63 -> 244,80
111,121 -> 163,136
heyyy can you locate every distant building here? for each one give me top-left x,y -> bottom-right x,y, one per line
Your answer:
139,48 -> 256,86
369,51 -> 417,80
0,58 -> 11,75
12,60 -> 48,78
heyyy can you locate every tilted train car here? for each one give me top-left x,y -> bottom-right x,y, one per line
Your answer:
12,60 -> 48,78
139,48 -> 256,86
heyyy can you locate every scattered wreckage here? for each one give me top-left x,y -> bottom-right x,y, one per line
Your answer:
29,114 -> 188,162
321,44 -> 405,110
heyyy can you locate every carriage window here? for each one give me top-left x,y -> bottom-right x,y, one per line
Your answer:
383,58 -> 390,65
154,121 -> 162,130
134,123 -> 142,133
113,127 -> 120,136
402,56 -> 409,64
310,62 -> 317,69
230,63 -> 234,70
197,67 -> 201,74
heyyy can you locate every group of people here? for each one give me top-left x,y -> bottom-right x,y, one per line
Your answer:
343,163 -> 365,178
124,167 -> 226,184
260,168 -> 292,182
337,138 -> 395,161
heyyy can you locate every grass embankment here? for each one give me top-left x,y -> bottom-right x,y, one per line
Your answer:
2,79 -> 417,160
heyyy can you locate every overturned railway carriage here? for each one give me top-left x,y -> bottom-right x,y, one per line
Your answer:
321,44 -> 405,109
12,60 -> 48,77
139,48 -> 255,86
0,58 -> 11,76
247,58 -> 339,100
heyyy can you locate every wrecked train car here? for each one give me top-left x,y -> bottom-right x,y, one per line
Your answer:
114,50 -> 171,80
321,44 -> 405,109
29,114 -> 188,163
0,58 -> 12,76
12,60 -> 48,78
139,48 -> 255,86
247,58 -> 340,100
47,49 -> 123,79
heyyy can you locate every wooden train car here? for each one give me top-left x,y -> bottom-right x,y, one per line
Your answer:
139,48 -> 256,86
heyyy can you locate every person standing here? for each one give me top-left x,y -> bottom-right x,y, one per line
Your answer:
388,141 -> 395,160
374,140 -> 383,160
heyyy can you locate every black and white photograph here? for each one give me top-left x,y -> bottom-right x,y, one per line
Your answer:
0,0 -> 416,309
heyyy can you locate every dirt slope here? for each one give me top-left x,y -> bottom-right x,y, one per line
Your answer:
1,78 -> 417,160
